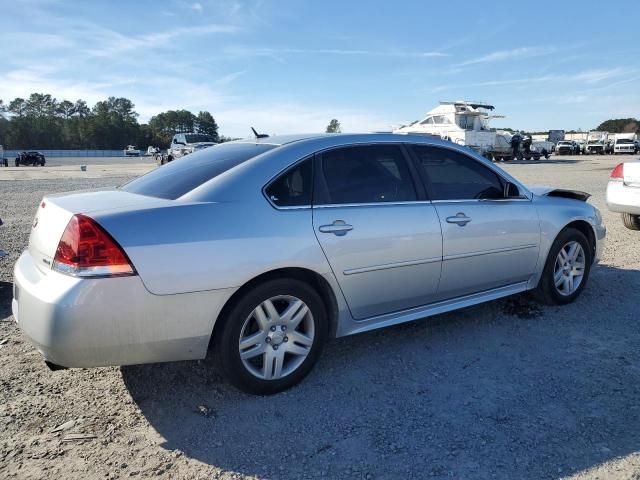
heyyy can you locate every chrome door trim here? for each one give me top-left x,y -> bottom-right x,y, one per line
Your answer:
442,243 -> 538,261
343,256 -> 441,276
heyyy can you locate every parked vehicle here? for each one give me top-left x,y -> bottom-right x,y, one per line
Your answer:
584,131 -> 608,155
15,151 -> 45,166
394,101 -> 498,155
556,141 -> 580,155
166,133 -> 217,162
533,140 -> 554,157
613,133 -> 639,154
0,218 -> 7,259
0,145 -> 8,167
607,161 -> 640,230
490,132 -> 551,161
548,130 -> 565,143
13,133 -> 606,394
124,145 -> 141,157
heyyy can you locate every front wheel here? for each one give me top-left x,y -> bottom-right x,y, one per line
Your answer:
622,213 -> 640,231
535,228 -> 592,305
15,158 -> 19,167
215,278 -> 328,395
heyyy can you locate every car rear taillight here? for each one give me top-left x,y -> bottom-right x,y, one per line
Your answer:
53,214 -> 135,277
610,163 -> 624,180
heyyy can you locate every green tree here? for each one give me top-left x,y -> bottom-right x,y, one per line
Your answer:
596,118 -> 639,134
195,111 -> 219,141
326,118 -> 341,133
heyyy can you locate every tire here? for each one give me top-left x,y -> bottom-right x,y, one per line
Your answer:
215,278 -> 328,395
535,227 -> 592,305
3,158 -> 7,167
15,158 -> 19,167
544,154 -> 550,159
40,160 -> 45,166
622,213 -> 640,231
166,155 -> 173,162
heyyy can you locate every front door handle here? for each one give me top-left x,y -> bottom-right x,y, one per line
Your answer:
446,213 -> 472,226
319,220 -> 353,236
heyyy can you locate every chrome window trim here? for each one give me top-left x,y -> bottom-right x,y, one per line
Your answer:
430,197 -> 531,204
313,200 -> 433,209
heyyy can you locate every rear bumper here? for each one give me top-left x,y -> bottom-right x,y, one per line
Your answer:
606,181 -> 640,215
12,251 -> 235,368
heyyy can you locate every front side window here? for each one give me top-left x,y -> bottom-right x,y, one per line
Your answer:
410,145 -> 504,200
265,158 -> 313,207
420,117 -> 435,125
319,145 -> 417,205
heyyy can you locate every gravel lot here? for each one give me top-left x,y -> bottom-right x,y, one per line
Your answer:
1,154 -> 640,480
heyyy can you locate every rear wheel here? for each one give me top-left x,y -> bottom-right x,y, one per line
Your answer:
535,228 -> 592,305
215,278 -> 328,395
15,158 -> 19,167
622,213 -> 640,231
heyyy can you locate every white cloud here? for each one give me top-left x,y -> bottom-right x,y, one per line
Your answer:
457,46 -> 556,67
224,46 -> 449,59
191,2 -> 203,11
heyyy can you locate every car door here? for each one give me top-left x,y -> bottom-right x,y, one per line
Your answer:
312,144 -> 443,320
408,144 -> 540,300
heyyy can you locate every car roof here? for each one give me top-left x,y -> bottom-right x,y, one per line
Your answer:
230,132 -> 464,148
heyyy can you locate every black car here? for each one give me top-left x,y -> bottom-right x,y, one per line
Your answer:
16,151 -> 46,166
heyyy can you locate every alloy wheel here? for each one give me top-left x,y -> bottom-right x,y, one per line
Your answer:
239,295 -> 315,380
553,241 -> 586,296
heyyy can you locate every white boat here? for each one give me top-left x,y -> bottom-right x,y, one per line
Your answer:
124,145 -> 140,157
394,101 -> 500,154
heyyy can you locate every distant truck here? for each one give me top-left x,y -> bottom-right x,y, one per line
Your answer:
548,130 -> 565,143
613,133 -> 639,154
584,131 -> 608,155
166,133 -> 217,162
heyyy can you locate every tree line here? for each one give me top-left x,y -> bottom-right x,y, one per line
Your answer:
0,93 -> 224,150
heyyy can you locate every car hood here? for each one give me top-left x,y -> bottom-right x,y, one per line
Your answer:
528,185 -> 591,202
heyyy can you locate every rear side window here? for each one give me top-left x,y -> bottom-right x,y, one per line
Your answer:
318,145 -> 417,204
265,158 -> 313,207
410,145 -> 504,200
122,143 -> 276,199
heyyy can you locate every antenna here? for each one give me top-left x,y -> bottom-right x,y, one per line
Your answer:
251,127 -> 269,139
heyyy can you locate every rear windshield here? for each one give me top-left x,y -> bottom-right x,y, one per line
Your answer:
121,142 -> 276,199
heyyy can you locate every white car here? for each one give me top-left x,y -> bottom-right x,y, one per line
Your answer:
606,161 -> 640,230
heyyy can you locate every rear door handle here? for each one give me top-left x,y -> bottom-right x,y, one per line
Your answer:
319,220 -> 353,236
446,213 -> 472,226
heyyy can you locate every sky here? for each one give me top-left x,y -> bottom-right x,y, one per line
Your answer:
1,0 -> 639,137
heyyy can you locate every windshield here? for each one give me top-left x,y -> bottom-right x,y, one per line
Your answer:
617,139 -> 634,144
185,134 -> 215,143
588,140 -> 602,144
121,142 -> 277,199
558,142 -> 571,145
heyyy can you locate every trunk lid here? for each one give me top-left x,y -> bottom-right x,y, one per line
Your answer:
28,190 -> 171,272
624,162 -> 640,187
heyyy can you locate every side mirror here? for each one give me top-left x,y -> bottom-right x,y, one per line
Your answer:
504,182 -> 520,198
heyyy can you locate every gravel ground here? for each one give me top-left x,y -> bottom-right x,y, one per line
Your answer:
1,154 -> 640,480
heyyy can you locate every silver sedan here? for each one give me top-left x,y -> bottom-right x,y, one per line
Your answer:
13,134 -> 606,394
